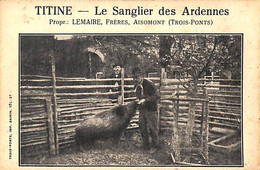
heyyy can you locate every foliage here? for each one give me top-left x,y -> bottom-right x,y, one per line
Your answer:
72,35 -> 161,77
20,35 -> 241,82
21,36 -> 54,75
161,35 -> 241,96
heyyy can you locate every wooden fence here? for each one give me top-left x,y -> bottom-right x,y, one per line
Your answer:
200,78 -> 241,132
20,72 -> 241,160
159,77 -> 241,134
159,76 -> 241,164
20,96 -> 54,159
21,74 -> 138,157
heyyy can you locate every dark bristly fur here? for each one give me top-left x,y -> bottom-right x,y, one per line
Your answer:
75,101 -> 138,149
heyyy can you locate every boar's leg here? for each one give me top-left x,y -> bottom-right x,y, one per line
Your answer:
75,135 -> 95,151
112,136 -> 121,147
111,129 -> 126,148
83,139 -> 95,150
75,134 -> 85,151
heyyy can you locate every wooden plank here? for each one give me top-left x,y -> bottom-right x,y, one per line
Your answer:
186,101 -> 196,162
21,79 -> 52,82
209,105 -> 241,110
208,116 -> 240,122
58,103 -> 88,108
21,132 -> 47,138
50,51 -> 59,155
58,106 -> 112,115
209,90 -> 241,94
58,103 -> 113,112
21,123 -> 47,129
21,137 -> 48,146
58,123 -> 79,129
56,91 -> 119,96
21,74 -> 52,79
58,129 -> 76,136
57,85 -> 119,89
21,84 -> 131,90
58,139 -> 75,146
172,99 -> 180,162
23,104 -> 46,109
161,86 -> 186,90
163,97 -> 209,102
57,98 -> 112,103
58,125 -> 77,132
21,140 -> 48,148
209,101 -> 241,106
162,78 -> 190,84
21,126 -> 47,133
169,117 -> 239,129
55,77 -> 133,82
58,112 -> 97,119
198,84 -> 241,88
209,121 -> 240,129
209,110 -> 241,117
209,94 -> 241,98
124,89 -> 135,93
203,89 -> 209,164
160,117 -> 174,121
58,135 -> 75,141
46,98 -> 56,156
21,93 -> 53,98
21,86 -> 53,89
21,119 -> 47,125
21,110 -> 46,117
199,78 -> 241,82
120,68 -> 125,104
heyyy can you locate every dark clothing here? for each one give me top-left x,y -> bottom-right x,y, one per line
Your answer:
139,109 -> 159,146
108,73 -> 121,103
108,73 -> 121,92
134,78 -> 160,147
134,79 -> 160,111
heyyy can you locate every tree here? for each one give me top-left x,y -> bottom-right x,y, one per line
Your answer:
21,35 -> 241,83
164,35 -> 241,97
21,36 -> 55,75
72,35 -> 161,77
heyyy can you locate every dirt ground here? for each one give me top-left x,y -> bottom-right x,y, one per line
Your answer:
22,129 -> 242,166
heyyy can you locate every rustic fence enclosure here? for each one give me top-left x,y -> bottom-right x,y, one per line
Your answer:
20,67 -> 241,164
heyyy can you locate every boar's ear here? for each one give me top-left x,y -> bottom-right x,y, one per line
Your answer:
114,105 -> 124,116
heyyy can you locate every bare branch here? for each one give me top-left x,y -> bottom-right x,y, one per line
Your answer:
198,37 -> 218,78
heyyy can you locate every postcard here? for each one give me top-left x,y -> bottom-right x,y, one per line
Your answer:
0,1 -> 259,169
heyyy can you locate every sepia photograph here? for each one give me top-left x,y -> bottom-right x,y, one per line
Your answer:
19,34 -> 242,166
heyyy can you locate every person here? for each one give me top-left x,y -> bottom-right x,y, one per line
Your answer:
111,64 -> 122,79
132,67 -> 161,150
108,64 -> 122,103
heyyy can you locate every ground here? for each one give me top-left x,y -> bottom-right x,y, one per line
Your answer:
22,129 -> 242,166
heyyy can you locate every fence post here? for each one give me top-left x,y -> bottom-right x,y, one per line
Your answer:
186,100 -> 195,162
200,97 -> 205,150
45,97 -> 56,156
158,68 -> 165,132
118,67 -> 125,104
161,68 -> 167,80
176,85 -> 179,122
204,88 -> 209,164
172,94 -> 180,162
50,51 -> 59,155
